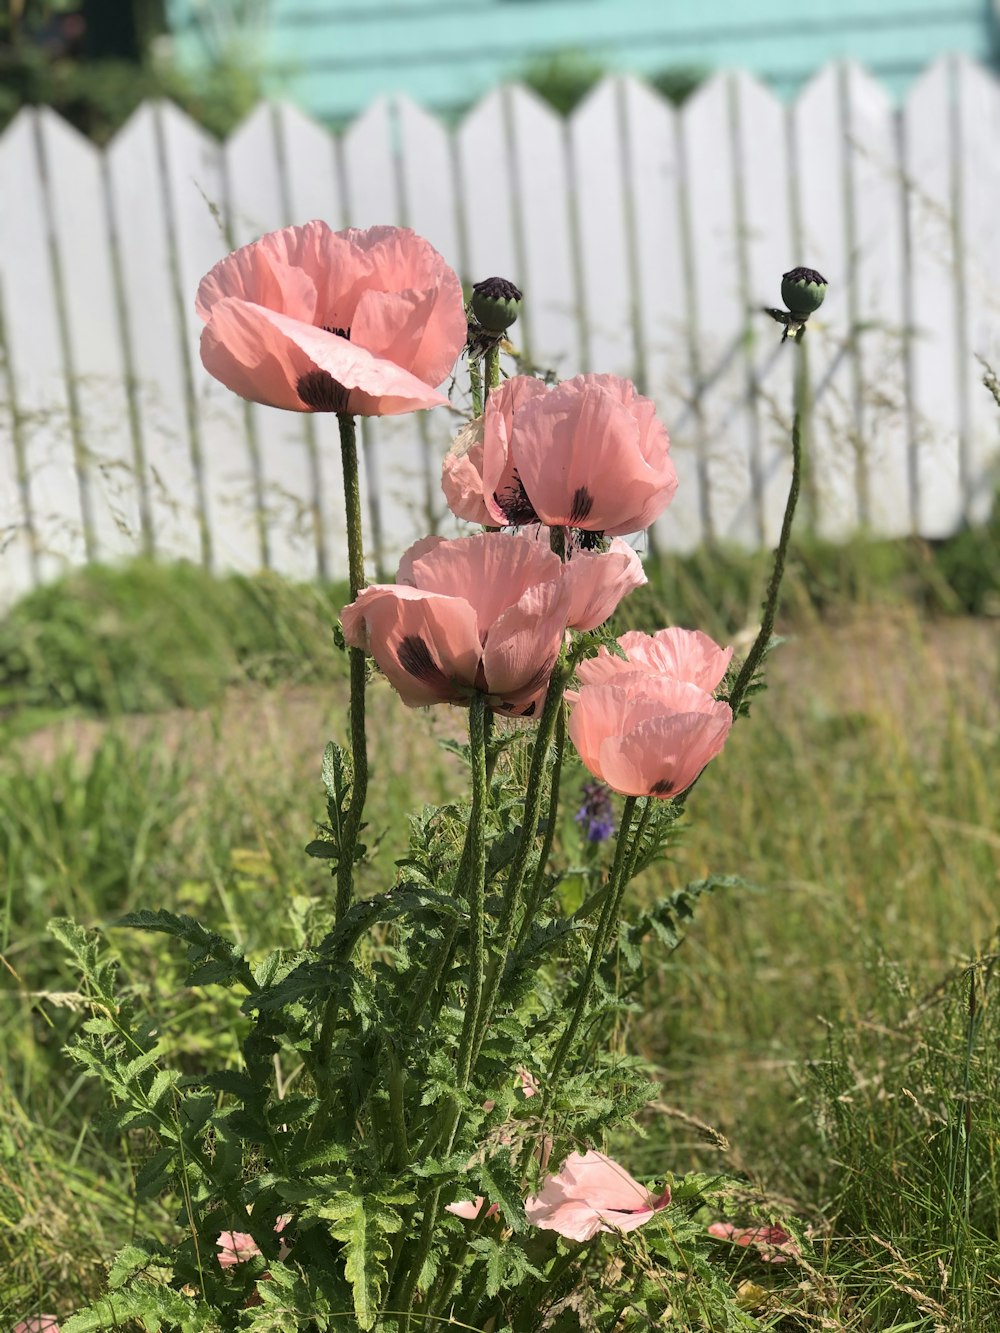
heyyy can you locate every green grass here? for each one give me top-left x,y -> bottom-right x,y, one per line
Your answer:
1,527 -> 998,1328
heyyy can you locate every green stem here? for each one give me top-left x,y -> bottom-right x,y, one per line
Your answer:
484,342 -> 501,394
454,693 -> 490,1091
469,355 -> 484,417
471,659 -> 568,1063
514,701 -> 566,953
335,412 -> 369,923
726,339 -> 806,721
543,797 -> 648,1102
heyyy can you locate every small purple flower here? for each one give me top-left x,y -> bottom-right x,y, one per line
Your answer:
575,780 -> 616,843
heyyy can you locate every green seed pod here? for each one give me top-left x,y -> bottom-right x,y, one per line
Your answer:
780,267 -> 827,317
470,276 -> 523,333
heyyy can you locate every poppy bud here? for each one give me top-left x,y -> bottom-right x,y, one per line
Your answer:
470,276 -> 523,333
780,267 -> 827,317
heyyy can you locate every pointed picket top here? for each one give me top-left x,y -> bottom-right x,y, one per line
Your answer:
0,108 -> 87,579
838,61 -> 913,537
793,61 -> 864,539
273,101 -> 345,230
501,82 -> 578,377
953,56 -> 1000,524
615,75 -> 699,555
457,86 -> 520,290
904,56 -> 965,537
394,94 -> 461,268
727,68 -> 796,549
680,70 -> 760,547
35,105 -> 142,564
569,76 -> 637,380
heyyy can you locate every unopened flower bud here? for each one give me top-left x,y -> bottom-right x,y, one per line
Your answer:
471,276 -> 523,333
780,267 -> 827,317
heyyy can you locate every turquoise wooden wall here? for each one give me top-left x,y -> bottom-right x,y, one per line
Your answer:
169,0 -> 998,121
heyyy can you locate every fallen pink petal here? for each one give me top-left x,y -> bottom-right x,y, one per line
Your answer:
524,1150 -> 670,1242
708,1221 -> 800,1262
446,1196 -> 500,1221
12,1319 -> 60,1333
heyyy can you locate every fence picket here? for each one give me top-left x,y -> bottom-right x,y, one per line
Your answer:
106,103 -> 203,566
904,60 -> 965,537
681,74 -> 760,548
569,79 -> 635,379
158,101 -> 262,575
0,110 -> 87,580
955,58 -> 1000,523
794,65 -> 863,540
845,64 -> 912,537
37,109 -> 141,564
617,77 -> 702,555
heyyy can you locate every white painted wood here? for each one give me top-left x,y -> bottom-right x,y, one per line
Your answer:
844,64 -> 912,537
394,93 -> 465,537
794,64 -> 863,540
456,88 -> 519,297
619,76 -> 702,556
681,73 -> 759,548
954,57 -> 1000,524
341,98 -> 423,577
569,78 -> 634,379
0,110 -> 87,580
226,102 -> 323,583
37,108 -> 141,563
158,100 -> 261,574
273,101 -> 349,581
731,71 -> 796,548
106,102 -> 203,565
504,83 -> 579,378
904,60 -> 964,537
0,296 -> 35,603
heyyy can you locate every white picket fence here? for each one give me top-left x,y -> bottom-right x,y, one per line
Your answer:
1,56 -> 999,605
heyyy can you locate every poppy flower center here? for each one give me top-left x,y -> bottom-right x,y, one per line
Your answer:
321,325 -> 352,340
494,472 -> 539,526
296,370 -> 352,413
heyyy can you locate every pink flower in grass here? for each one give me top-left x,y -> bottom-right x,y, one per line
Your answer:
442,374 -> 677,535
341,533 -> 645,715
446,1196 -> 501,1221
197,222 -> 466,416
13,1318 -> 60,1332
217,1215 -> 291,1268
708,1221 -> 800,1263
567,676 -> 732,799
577,628 -> 732,693
525,1150 -> 670,1242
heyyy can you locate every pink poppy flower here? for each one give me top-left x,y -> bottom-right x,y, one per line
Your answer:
708,1221 -> 800,1263
341,533 -> 643,714
217,1215 -> 291,1268
567,676 -> 732,798
525,1150 -> 670,1242
197,222 -> 466,416
577,627 -> 732,692
446,1195 -> 500,1221
442,374 -> 677,535
13,1319 -> 60,1333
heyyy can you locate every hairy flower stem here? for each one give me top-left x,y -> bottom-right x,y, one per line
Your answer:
513,702 -> 566,952
470,660 -> 568,1065
469,355 -> 484,416
484,341 -> 501,393
454,692 -> 490,1091
335,412 -> 369,923
726,338 -> 806,721
543,797 -> 650,1103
